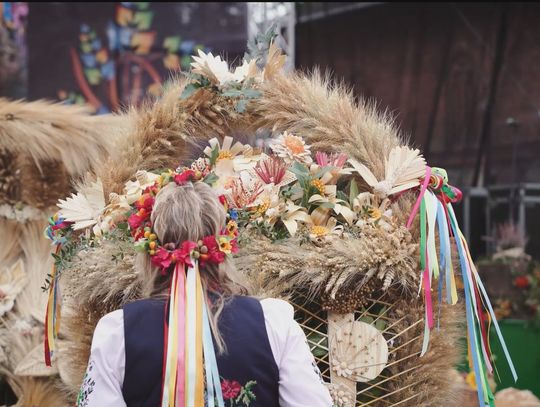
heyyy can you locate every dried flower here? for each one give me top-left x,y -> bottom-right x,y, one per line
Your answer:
269,132 -> 312,165
226,178 -> 263,209
254,157 -> 287,185
315,151 -> 348,168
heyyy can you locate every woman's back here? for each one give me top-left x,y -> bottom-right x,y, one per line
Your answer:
79,296 -> 332,407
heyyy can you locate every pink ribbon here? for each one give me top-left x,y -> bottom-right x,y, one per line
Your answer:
175,265 -> 186,405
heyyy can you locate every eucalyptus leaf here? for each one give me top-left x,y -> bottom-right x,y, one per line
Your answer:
203,173 -> 219,185
241,88 -> 262,99
221,89 -> 243,98
235,99 -> 248,113
290,162 -> 310,178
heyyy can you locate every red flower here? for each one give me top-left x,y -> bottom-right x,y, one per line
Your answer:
174,169 -> 198,185
134,193 -> 155,211
230,238 -> 239,254
219,194 -> 229,210
221,379 -> 241,400
514,276 -> 530,289
143,184 -> 160,196
199,235 -> 227,267
151,247 -> 173,270
128,212 -> 146,231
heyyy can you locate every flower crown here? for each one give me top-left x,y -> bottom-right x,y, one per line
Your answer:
127,168 -> 239,273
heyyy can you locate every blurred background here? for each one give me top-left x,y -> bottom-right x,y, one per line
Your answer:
0,2 -> 538,404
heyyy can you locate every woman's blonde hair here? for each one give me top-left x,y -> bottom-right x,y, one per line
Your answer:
137,181 -> 246,352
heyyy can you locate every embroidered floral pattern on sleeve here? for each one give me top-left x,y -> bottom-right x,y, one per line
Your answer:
76,359 -> 96,407
219,378 -> 257,406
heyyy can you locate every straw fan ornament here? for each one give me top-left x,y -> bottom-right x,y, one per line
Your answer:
47,36 -> 515,407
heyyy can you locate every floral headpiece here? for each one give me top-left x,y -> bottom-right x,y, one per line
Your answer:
126,168 -> 238,272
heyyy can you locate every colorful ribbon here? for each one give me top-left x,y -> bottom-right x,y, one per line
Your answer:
407,167 -> 516,406
44,244 -> 62,367
161,259 -> 225,407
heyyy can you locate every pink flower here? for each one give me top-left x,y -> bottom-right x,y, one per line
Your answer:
221,379 -> 241,400
254,157 -> 287,185
171,241 -> 197,267
151,247 -> 173,270
128,212 -> 146,231
230,238 -> 239,254
315,151 -> 348,168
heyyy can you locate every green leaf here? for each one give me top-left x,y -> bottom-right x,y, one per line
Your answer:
289,162 -> 310,179
313,166 -> 334,179
209,144 -> 220,166
180,83 -> 199,100
241,88 -> 262,99
318,202 -> 335,209
359,315 -> 374,324
336,190 -> 348,202
203,173 -> 219,186
374,318 -> 387,331
349,179 -> 359,206
221,89 -> 243,98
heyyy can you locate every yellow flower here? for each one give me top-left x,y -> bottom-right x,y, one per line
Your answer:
310,225 -> 329,237
311,179 -> 326,196
218,236 -> 232,254
370,207 -> 382,220
226,220 -> 238,237
465,371 -> 477,390
218,150 -> 233,161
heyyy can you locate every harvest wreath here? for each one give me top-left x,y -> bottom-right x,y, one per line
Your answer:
46,37 -> 514,407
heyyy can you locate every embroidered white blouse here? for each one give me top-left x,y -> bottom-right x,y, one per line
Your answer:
77,298 -> 333,407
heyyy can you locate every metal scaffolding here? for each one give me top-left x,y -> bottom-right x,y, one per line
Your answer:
247,2 -> 296,70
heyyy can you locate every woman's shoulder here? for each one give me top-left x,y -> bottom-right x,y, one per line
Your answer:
259,297 -> 294,318
93,309 -> 124,339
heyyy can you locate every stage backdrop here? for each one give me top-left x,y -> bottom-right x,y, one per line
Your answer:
27,2 -> 247,113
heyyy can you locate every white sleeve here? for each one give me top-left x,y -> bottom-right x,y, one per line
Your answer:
261,298 -> 333,407
76,309 -> 126,407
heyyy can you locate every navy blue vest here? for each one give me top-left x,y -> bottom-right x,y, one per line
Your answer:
122,296 -> 280,407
